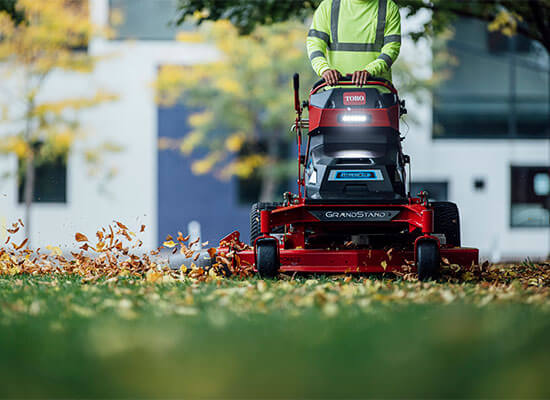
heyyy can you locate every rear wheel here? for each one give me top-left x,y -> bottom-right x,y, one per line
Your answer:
416,240 -> 440,281
255,238 -> 280,279
250,202 -> 283,245
432,202 -> 461,247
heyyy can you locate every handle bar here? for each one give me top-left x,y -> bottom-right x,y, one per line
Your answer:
311,75 -> 397,96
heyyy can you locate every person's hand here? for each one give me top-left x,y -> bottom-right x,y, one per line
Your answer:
352,70 -> 370,86
322,69 -> 342,86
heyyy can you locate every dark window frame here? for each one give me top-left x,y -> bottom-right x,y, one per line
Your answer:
510,165 -> 550,229
17,155 -> 68,204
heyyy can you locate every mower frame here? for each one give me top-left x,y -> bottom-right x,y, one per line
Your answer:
217,75 -> 479,277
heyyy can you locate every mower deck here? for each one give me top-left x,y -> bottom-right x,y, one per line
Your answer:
225,245 -> 478,274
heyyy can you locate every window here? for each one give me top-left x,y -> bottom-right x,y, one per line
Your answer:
109,0 -> 193,40
18,156 -> 67,204
487,31 -> 531,54
410,182 -> 448,201
511,166 -> 550,228
433,18 -> 549,139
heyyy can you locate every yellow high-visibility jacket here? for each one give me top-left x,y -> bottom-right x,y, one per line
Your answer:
307,0 -> 401,82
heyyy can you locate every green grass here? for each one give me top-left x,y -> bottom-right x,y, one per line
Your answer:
1,275 -> 550,398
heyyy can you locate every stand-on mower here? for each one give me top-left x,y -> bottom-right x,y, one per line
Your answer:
218,74 -> 478,280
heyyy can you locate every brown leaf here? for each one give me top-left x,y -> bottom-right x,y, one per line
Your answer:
115,221 -> 128,230
140,224 -> 146,232
14,238 -> 28,250
75,233 -> 88,242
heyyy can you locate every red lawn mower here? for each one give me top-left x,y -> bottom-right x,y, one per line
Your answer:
219,74 -> 478,280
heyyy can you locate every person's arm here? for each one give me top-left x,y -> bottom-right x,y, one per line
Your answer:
307,0 -> 331,77
364,0 -> 401,77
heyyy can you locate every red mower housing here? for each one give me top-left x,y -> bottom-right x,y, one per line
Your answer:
218,75 -> 478,280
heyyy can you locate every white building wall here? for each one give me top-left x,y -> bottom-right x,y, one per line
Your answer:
398,20 -> 550,261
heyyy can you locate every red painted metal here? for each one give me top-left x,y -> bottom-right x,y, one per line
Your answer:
226,247 -> 479,274
421,210 -> 434,234
260,210 -> 270,234
308,105 -> 399,131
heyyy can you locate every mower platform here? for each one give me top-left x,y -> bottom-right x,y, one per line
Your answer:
216,75 -> 479,280
218,197 -> 479,279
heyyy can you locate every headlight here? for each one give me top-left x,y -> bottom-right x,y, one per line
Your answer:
340,114 -> 370,123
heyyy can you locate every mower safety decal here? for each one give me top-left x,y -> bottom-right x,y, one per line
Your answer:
309,209 -> 400,222
343,92 -> 366,106
328,170 -> 383,181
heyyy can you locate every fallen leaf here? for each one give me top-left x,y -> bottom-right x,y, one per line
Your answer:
146,270 -> 163,283
46,245 -> 63,257
14,238 -> 28,250
115,221 -> 128,230
75,233 -> 88,242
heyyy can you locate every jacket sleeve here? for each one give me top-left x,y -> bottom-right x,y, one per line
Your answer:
307,0 -> 331,77
365,0 -> 401,77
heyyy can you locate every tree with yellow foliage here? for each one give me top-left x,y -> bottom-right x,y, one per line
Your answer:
156,20 -> 317,202
0,0 -> 118,242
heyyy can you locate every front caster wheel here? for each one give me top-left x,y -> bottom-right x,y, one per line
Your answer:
255,238 -> 280,279
416,240 -> 440,281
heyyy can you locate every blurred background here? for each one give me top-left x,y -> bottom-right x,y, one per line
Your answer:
0,0 -> 548,261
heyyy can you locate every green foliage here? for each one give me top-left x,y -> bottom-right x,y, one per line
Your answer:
176,0 -> 550,51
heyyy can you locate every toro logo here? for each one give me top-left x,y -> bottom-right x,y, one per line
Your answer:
343,92 -> 366,106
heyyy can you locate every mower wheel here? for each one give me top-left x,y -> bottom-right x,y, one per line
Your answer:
255,238 -> 280,279
250,202 -> 283,245
432,202 -> 461,247
416,239 -> 440,281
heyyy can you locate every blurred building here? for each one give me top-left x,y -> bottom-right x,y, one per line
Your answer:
0,0 -> 548,260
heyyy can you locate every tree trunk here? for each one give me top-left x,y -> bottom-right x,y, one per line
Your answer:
259,133 -> 279,203
23,151 -> 35,243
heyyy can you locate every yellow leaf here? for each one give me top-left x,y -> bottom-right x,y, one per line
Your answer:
46,245 -> 62,256
381,260 -> 388,271
163,240 -> 177,248
146,270 -> 163,283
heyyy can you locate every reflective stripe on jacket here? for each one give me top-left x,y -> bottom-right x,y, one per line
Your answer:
307,0 -> 401,81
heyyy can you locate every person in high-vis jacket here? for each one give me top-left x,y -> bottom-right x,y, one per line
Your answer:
307,0 -> 401,86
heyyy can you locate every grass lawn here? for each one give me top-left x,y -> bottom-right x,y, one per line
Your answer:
1,270 -> 550,399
